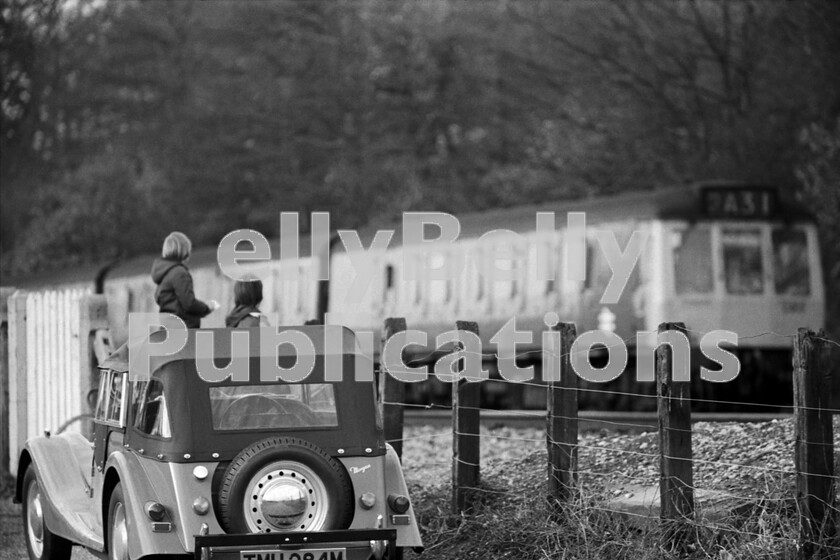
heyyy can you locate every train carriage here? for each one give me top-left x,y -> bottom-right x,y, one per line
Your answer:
325,181 -> 825,410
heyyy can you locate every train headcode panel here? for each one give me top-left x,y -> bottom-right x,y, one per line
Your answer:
701,186 -> 778,219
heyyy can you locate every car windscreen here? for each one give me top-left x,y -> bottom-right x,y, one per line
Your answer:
209,383 -> 338,431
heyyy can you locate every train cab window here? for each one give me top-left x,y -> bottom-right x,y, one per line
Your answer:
772,228 -> 810,295
672,225 -> 713,294
721,228 -> 764,295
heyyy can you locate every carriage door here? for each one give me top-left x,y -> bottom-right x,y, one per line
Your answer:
92,369 -> 127,475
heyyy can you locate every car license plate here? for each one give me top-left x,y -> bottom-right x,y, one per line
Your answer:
240,549 -> 346,560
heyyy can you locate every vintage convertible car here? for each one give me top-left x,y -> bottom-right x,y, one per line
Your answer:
15,326 -> 422,560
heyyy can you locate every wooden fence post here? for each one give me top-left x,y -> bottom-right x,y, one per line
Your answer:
793,328 -> 837,559
547,322 -> 578,508
656,321 -> 694,548
0,287 -> 15,474
7,291 -> 27,476
452,320 -> 480,515
380,318 -> 407,460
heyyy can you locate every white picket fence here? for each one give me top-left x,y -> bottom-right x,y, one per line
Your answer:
2,288 -> 106,475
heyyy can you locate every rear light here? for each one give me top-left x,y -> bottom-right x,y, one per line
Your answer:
144,501 -> 166,521
387,494 -> 410,514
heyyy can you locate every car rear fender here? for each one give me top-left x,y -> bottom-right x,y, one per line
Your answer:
16,433 -> 101,549
382,444 -> 423,549
164,462 -> 225,551
339,445 -> 422,549
104,453 -> 191,558
341,455 -> 387,530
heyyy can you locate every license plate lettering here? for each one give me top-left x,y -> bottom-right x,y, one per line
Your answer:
240,549 -> 344,560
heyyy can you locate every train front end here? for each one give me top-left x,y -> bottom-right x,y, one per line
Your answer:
646,183 -> 827,405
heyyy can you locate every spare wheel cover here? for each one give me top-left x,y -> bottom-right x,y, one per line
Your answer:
217,437 -> 353,533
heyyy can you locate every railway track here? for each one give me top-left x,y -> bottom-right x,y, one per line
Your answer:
402,409 -> 793,431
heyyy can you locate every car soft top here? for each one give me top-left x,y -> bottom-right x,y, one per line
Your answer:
100,325 -> 367,374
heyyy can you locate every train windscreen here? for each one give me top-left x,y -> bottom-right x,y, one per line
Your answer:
673,224 -> 813,297
772,228 -> 810,295
672,225 -> 713,294
721,228 -> 764,295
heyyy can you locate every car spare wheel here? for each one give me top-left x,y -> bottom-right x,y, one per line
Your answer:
217,437 -> 353,533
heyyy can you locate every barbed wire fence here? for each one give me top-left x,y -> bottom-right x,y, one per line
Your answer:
378,318 -> 839,559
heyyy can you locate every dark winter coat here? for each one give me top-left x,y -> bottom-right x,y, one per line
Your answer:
151,258 -> 211,328
225,305 -> 269,328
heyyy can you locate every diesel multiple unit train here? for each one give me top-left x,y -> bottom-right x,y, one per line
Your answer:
11,182 -> 828,411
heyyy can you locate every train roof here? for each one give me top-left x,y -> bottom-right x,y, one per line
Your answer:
5,181 -> 815,288
337,180 -> 815,248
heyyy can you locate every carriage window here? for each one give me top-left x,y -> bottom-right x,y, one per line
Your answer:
722,228 -> 764,295
135,378 -> 171,438
491,254 -> 518,300
672,225 -> 712,294
583,240 -> 612,291
385,264 -> 395,289
383,264 -> 395,305
209,384 -> 338,431
545,240 -> 557,294
583,242 -> 596,290
772,228 -> 810,295
429,254 -> 450,305
412,254 -> 423,304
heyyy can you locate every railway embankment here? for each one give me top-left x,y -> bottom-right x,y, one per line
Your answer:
402,416 -> 840,559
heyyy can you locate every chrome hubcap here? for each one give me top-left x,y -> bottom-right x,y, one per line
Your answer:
261,484 -> 307,528
111,502 -> 128,560
26,479 -> 44,557
244,461 -> 329,533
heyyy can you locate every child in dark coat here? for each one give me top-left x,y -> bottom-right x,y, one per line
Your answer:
225,277 -> 270,327
151,232 -> 219,328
